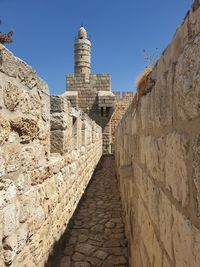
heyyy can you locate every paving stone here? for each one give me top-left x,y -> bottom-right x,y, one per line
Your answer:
93,250 -> 108,260
75,243 -> 96,256
60,256 -> 71,267
64,245 -> 74,256
78,234 -> 89,243
104,255 -> 127,265
105,221 -> 115,228
72,252 -> 85,261
53,156 -> 128,266
74,262 -> 91,267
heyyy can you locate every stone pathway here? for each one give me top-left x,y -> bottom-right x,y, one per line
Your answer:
47,155 -> 128,267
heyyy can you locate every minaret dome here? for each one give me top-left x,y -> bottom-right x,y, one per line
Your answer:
78,27 -> 87,39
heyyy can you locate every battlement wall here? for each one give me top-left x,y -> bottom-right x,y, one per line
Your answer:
67,73 -> 111,92
0,44 -> 102,267
115,2 -> 200,266
113,91 -> 135,102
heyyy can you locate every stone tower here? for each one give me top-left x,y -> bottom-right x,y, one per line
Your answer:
74,27 -> 91,80
66,26 -> 134,153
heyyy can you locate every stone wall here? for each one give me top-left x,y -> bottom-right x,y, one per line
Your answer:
66,73 -> 114,154
0,44 -> 102,267
111,92 -> 134,152
66,74 -> 111,93
115,1 -> 200,266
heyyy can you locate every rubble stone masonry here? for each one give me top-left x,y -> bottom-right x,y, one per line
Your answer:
0,44 -> 102,267
115,1 -> 200,266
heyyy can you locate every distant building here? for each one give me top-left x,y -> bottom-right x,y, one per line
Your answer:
65,26 -> 134,153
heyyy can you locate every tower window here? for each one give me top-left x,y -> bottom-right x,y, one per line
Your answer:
101,107 -> 104,117
106,107 -> 110,116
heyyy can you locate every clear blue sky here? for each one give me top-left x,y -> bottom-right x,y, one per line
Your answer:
1,0 -> 192,94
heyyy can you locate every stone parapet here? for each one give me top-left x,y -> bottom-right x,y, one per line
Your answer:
98,91 -> 115,108
0,44 -> 102,267
115,2 -> 200,266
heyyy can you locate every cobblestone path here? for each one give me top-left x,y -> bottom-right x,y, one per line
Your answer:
48,156 -> 128,267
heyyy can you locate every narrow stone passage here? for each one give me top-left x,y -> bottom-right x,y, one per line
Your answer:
48,156 -> 128,267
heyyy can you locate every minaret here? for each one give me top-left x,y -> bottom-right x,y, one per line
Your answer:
74,26 -> 91,80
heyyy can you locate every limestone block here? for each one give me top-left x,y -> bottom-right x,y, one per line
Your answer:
138,200 -> 162,267
140,92 -> 155,130
0,180 -> 17,209
0,45 -> 48,92
168,21 -> 187,64
172,206 -> 200,267
141,135 -> 165,182
146,177 -> 160,227
30,166 -> 50,186
16,224 -> 28,254
32,140 -> 47,168
15,173 -> 31,195
0,115 -> 10,145
37,120 -> 49,141
159,192 -> 173,260
3,233 -> 18,265
3,203 -> 18,238
163,255 -> 171,267
0,258 -> 5,267
189,3 -> 200,36
51,112 -> 68,130
151,70 -> 173,128
29,92 -> 41,117
49,155 -> 65,174
50,95 -> 67,113
0,148 -> 6,177
165,131 -> 189,205
192,134 -> 200,215
19,188 -> 38,223
39,92 -> 50,122
3,81 -> 20,111
12,87 -> 41,117
10,117 -> 38,144
174,34 -> 200,121
33,206 -> 45,230
6,146 -> 21,173
50,130 -> 64,154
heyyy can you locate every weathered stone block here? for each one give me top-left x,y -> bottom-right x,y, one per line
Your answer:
50,95 -> 67,113
3,233 -> 18,265
3,203 -> 18,238
159,192 -> 173,260
138,200 -> 162,267
50,130 -> 64,154
165,131 -> 189,205
192,134 -> 200,215
51,112 -> 68,130
172,206 -> 200,267
140,135 -> 165,182
174,34 -> 200,121
10,117 -> 38,144
0,115 -> 10,145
